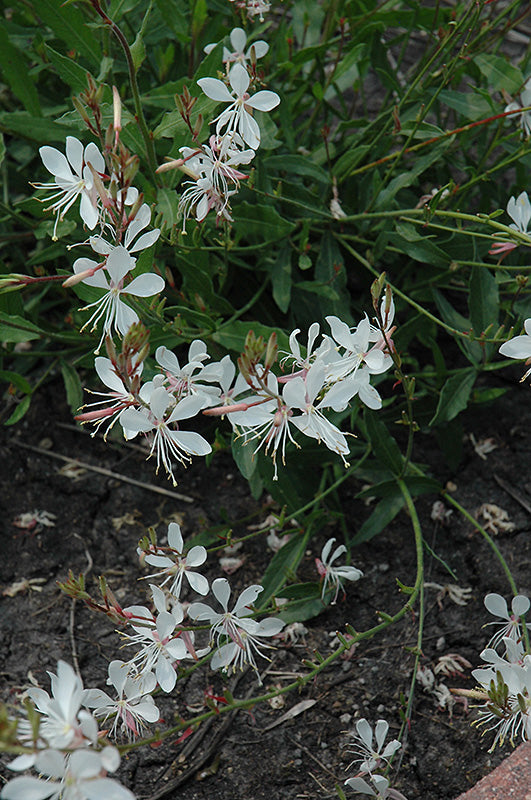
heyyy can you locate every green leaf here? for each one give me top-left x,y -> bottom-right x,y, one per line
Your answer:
334,144 -> 370,180
232,202 -> 294,244
277,582 -> 321,601
388,222 -> 450,269
0,370 -> 32,394
4,395 -> 31,426
153,95 -> 217,139
44,45 -> 95,93
474,53 -> 523,94
431,289 -> 471,332
156,187 -> 180,228
231,433 -> 258,481
364,411 -> 403,476
375,140 -> 452,210
130,32 -> 146,71
430,369 -> 477,426
30,0 -> 101,67
438,88 -> 494,121
270,243 -> 292,313
258,530 -> 312,609
314,232 -> 350,319
191,0 -> 207,38
279,595 -> 326,624
153,0 -> 190,43
0,132 -> 5,168
264,154 -> 330,184
356,475 -> 440,500
351,494 -> 405,545
469,266 -> 499,336
0,111 -> 74,142
333,42 -> 366,82
0,312 -> 44,342
61,361 -> 84,415
212,321 -> 289,353
0,23 -> 41,116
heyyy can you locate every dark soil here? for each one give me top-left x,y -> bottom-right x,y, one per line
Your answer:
1,372 -> 530,800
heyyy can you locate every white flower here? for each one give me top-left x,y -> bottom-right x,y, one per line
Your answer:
83,660 -> 159,741
75,246 -> 165,353
155,342 -> 222,406
75,356 -> 142,437
325,316 -> 388,382
198,63 -> 280,150
121,595 -> 188,693
489,192 -> 531,258
315,537 -> 363,603
143,521 -> 209,599
347,718 -> 401,775
507,191 -> 531,234
204,27 -> 269,65
499,318 -> 531,380
34,136 -> 104,239
505,77 -> 531,136
242,0 -> 271,22
230,373 -> 299,479
188,578 -> 284,677
89,203 -> 161,256
1,747 -> 135,800
178,175 -> 235,231
282,362 -> 351,464
119,387 -> 211,485
281,323 -> 330,373
472,648 -> 531,749
345,774 -> 393,798
483,593 -> 531,649
23,661 -> 96,750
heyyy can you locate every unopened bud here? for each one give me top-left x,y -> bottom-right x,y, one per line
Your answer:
123,155 -> 140,185
112,85 -> 122,136
156,158 -> 185,174
193,113 -> 203,139
371,272 -> 386,309
72,95 -> 91,127
105,122 -> 114,152
62,261 -> 105,288
127,192 -> 145,221
123,320 -> 150,354
384,284 -> 392,315
264,331 -> 278,370
87,162 -> 111,209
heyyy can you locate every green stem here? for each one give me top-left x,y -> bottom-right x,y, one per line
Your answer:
89,1 -> 158,180
395,478 -> 425,745
443,492 -> 531,653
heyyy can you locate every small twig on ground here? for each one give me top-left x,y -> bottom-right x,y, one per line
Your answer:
69,533 -> 94,679
287,734 -> 342,783
494,473 -> 531,515
13,441 -> 194,503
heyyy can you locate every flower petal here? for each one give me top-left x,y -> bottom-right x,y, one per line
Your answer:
197,77 -> 234,103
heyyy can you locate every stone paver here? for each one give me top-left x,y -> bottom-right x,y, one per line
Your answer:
456,743 -> 531,799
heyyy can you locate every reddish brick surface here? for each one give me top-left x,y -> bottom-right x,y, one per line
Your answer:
455,743 -> 531,799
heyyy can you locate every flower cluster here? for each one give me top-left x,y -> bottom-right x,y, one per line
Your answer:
122,522 -> 285,689
75,297 -> 396,485
159,27 -> 279,230
345,718 -> 406,799
1,661 -> 134,800
471,592 -> 531,749
36,126 -> 164,354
